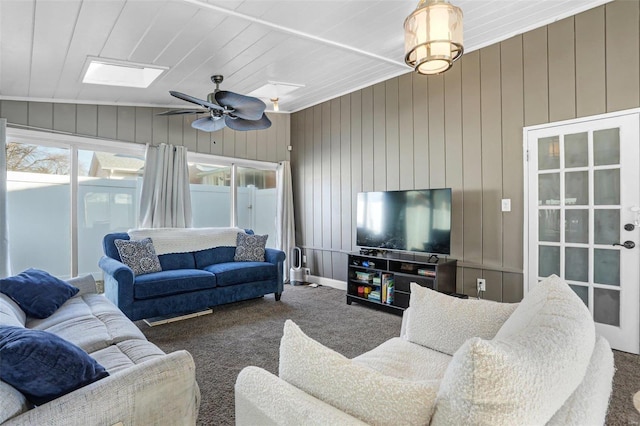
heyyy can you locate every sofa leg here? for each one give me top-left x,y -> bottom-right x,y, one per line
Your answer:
275,292 -> 282,301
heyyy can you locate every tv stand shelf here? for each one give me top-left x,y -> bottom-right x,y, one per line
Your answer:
346,252 -> 457,315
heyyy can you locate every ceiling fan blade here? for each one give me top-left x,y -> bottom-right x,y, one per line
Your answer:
170,91 -> 223,112
214,91 -> 265,121
224,113 -> 272,131
156,109 -> 207,116
191,116 -> 227,132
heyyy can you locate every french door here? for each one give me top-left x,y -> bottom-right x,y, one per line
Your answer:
525,110 -> 640,354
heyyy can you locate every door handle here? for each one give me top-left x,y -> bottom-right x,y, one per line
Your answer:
613,241 -> 636,249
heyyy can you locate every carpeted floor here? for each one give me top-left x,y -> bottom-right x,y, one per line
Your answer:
136,284 -> 640,426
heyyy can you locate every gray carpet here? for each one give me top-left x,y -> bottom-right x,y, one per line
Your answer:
136,284 -> 640,426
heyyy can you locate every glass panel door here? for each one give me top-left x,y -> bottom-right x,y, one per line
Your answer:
526,112 -> 640,354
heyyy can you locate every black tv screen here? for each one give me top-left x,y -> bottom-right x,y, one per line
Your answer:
356,188 -> 452,255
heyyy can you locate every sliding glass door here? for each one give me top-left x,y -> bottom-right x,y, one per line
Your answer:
6,142 -> 71,277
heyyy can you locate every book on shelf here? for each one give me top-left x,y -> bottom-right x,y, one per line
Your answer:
381,273 -> 394,304
355,271 -> 375,281
417,268 -> 436,277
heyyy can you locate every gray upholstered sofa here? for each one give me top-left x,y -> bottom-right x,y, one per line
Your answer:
99,227 -> 285,321
236,275 -> 614,425
0,274 -> 200,425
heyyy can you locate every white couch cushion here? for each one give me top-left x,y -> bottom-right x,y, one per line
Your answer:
431,275 -> 596,426
27,294 -> 146,353
546,335 -> 614,425
0,294 -> 26,328
0,380 -> 30,423
90,339 -> 167,375
279,320 -> 438,426
406,283 -> 518,355
353,337 -> 452,382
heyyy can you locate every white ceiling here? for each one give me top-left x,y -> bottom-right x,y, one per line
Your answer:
0,0 -> 612,113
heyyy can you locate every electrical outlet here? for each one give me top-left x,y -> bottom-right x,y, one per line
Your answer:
302,255 -> 307,264
477,278 -> 486,292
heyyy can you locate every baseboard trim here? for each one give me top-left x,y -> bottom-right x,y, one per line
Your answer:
307,275 -> 347,291
143,308 -> 213,326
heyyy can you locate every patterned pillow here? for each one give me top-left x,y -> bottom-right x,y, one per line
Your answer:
234,233 -> 268,262
114,238 -> 162,276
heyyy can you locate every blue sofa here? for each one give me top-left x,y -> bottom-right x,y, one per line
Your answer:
98,232 -> 285,321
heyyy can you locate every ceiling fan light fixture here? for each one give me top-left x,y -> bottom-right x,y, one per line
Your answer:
271,98 -> 280,112
404,0 -> 463,75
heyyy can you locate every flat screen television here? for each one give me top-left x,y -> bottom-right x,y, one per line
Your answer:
356,188 -> 452,255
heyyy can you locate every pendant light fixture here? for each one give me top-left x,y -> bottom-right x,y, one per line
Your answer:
404,0 -> 464,75
271,98 -> 280,112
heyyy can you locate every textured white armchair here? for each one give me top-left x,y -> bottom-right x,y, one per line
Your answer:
235,275 -> 614,426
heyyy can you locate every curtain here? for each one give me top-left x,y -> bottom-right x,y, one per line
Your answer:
139,143 -> 192,228
0,119 -> 10,277
276,161 -> 295,282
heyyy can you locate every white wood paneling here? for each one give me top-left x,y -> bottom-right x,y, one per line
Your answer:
0,0 -> 612,113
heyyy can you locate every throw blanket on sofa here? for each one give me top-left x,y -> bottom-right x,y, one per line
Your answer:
128,227 -> 244,255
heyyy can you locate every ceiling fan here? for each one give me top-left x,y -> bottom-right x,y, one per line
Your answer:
158,75 -> 271,132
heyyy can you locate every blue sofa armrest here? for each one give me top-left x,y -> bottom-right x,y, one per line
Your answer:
98,255 -> 135,319
265,248 -> 286,265
264,249 -> 286,297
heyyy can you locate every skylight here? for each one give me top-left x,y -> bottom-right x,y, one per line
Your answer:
82,57 -> 167,88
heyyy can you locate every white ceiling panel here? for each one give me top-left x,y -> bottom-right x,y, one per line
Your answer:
0,0 -> 613,113
129,2 -> 201,65
54,1 -> 127,99
0,0 -> 35,96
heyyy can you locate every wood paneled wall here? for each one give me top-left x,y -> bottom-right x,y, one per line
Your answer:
0,101 -> 290,162
290,1 -> 640,302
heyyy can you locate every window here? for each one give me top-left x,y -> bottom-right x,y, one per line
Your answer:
236,167 -> 277,248
77,149 -> 144,277
6,129 -> 145,279
6,142 -> 71,277
189,161 -> 231,228
5,128 -> 278,279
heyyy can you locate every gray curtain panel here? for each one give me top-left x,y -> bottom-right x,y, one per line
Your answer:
139,143 -> 193,228
276,160 -> 295,282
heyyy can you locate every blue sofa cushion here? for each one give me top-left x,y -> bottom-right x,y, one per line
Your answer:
0,326 -> 109,405
134,269 -> 217,299
159,252 -> 196,271
194,247 -> 237,269
203,262 -> 277,287
0,269 -> 79,319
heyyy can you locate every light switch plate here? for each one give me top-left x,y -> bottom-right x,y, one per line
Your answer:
501,198 -> 511,212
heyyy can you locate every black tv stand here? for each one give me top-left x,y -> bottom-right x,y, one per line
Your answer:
347,252 -> 457,315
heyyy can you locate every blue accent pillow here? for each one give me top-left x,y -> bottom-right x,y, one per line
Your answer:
0,269 -> 79,319
0,326 -> 109,405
